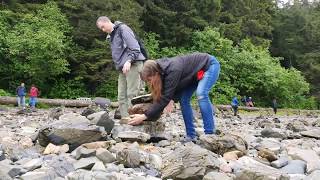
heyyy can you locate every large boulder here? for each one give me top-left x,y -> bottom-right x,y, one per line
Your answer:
200,134 -> 248,155
161,143 -> 221,179
38,113 -> 106,150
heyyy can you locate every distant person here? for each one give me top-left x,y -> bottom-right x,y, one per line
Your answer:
16,83 -> 26,109
231,96 -> 239,116
272,98 -> 278,114
96,16 -> 146,119
247,97 -> 254,107
29,84 -> 39,110
241,96 -> 247,106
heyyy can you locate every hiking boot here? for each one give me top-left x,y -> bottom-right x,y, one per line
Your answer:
114,108 -> 121,119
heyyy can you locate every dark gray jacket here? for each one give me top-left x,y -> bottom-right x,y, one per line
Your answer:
145,53 -> 215,120
109,21 -> 145,70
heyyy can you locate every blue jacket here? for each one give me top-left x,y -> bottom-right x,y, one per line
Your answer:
16,86 -> 26,97
231,97 -> 239,106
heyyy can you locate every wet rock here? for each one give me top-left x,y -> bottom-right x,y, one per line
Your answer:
300,129 -> 320,139
96,148 -> 116,164
271,157 -> 289,168
235,156 -> 287,179
80,107 -> 96,117
281,160 -> 306,174
199,134 -> 248,155
48,107 -> 63,120
203,171 -> 232,180
73,157 -> 100,170
131,94 -> 153,105
161,143 -> 221,179
43,143 -> 69,155
38,114 -> 105,150
22,158 -> 43,171
287,147 -> 320,173
258,148 -> 278,162
116,148 -> 141,168
75,147 -> 95,160
261,128 -> 287,139
286,121 -> 307,132
93,97 -> 111,109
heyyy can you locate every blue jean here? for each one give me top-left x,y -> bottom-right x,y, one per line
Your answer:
29,97 -> 37,108
17,96 -> 25,108
179,56 -> 220,138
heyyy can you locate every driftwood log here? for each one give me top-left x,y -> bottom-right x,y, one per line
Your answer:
0,96 -> 91,107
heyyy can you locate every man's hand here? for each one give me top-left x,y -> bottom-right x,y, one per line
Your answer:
128,114 -> 147,126
164,100 -> 174,114
122,60 -> 132,75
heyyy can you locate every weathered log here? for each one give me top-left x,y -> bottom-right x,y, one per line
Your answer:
0,96 -> 91,107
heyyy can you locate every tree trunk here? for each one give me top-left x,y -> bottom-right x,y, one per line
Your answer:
0,96 -> 91,107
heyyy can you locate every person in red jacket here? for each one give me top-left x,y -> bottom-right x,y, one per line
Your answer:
128,53 -> 220,142
29,84 -> 39,110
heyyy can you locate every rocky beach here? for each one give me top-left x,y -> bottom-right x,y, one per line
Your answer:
0,101 -> 320,180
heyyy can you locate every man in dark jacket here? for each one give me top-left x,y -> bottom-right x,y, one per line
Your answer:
96,16 -> 146,118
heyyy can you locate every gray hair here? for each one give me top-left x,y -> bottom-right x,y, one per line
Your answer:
96,16 -> 111,26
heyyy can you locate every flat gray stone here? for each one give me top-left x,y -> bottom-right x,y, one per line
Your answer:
300,129 -> 320,139
75,147 -> 96,160
117,131 -> 151,143
96,148 -> 116,164
271,157 -> 289,168
73,157 -> 100,170
22,158 -> 43,171
281,160 -> 306,174
66,169 -> 116,180
91,161 -> 106,171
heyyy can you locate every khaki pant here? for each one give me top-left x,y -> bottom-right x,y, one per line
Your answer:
118,61 -> 144,117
